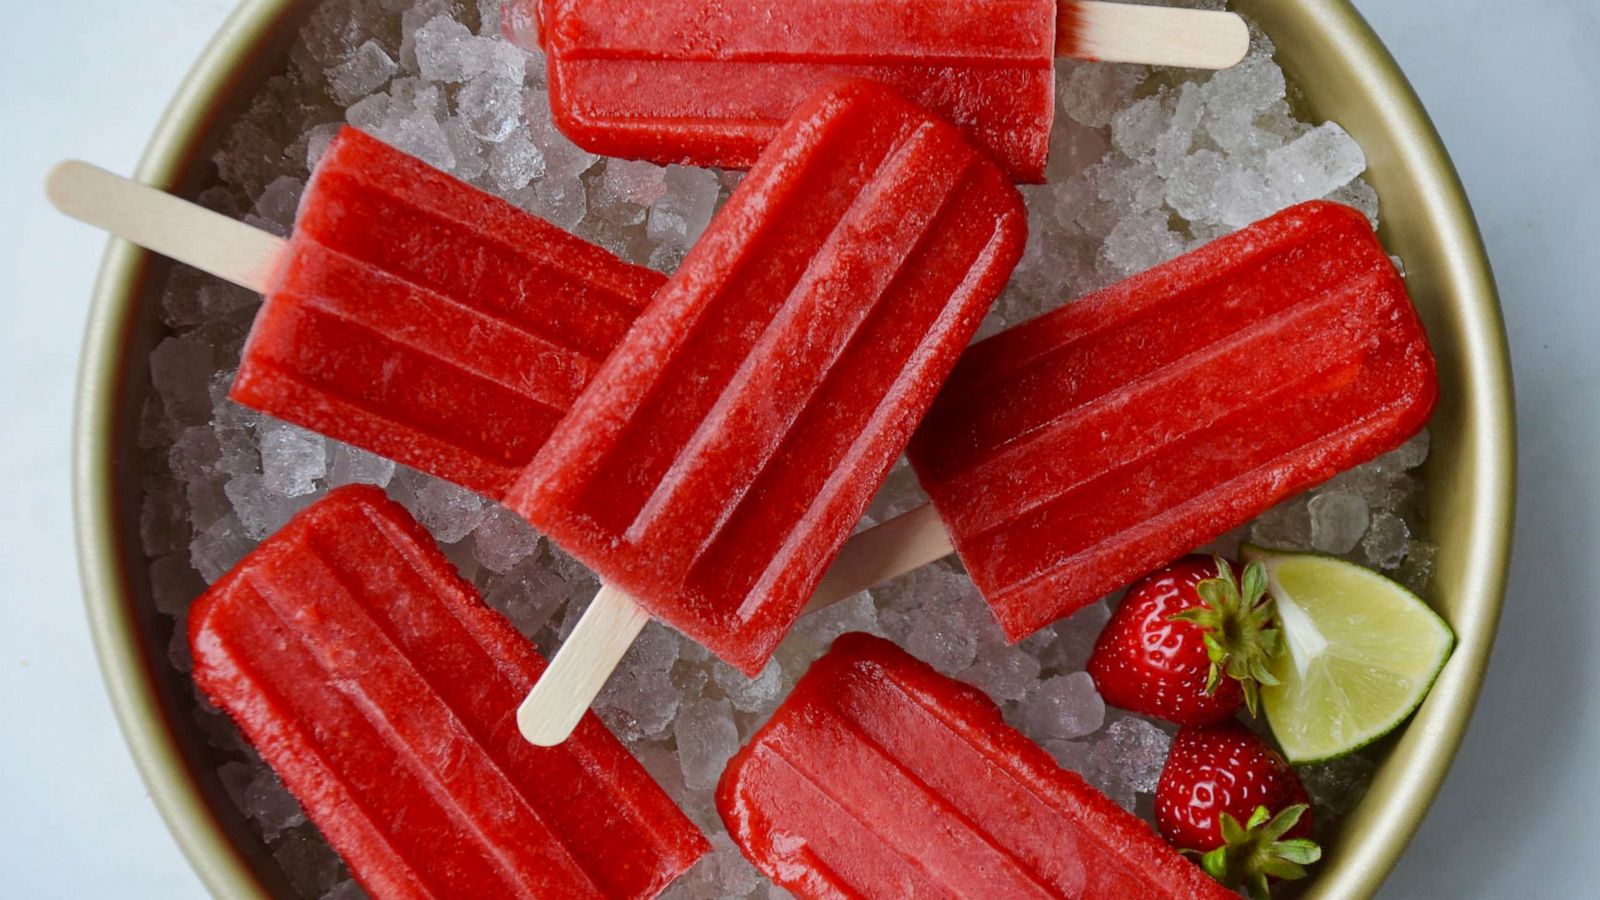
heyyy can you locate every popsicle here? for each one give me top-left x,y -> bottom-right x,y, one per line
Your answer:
811,200 -> 1439,642
718,632 -> 1237,898
510,80 -> 1026,743
508,0 -> 1251,182
47,127 -> 664,499
190,485 -> 709,898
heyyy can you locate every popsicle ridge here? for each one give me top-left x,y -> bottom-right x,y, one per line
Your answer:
244,561 -> 600,895
237,248 -> 580,495
272,243 -> 599,409
530,0 -> 1055,181
718,634 -> 1237,898
510,81 -> 1026,674
909,201 -> 1438,641
624,120 -> 966,557
232,128 -> 667,497
300,163 -> 649,355
940,271 -> 1390,531
192,487 -> 709,898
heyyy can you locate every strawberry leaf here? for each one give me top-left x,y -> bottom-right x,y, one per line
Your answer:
1195,804 -> 1321,898
1168,557 -> 1287,717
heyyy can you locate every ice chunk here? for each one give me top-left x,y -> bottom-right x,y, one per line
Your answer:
272,825 -> 345,898
1110,95 -> 1165,160
675,698 -> 740,792
406,477 -> 488,544
1036,600 -> 1111,675
511,177 -> 586,230
525,87 -> 599,179
150,334 -> 216,426
1398,539 -> 1438,593
590,158 -> 667,228
1267,122 -> 1367,205
596,666 -> 680,742
1018,672 -> 1106,741
442,117 -> 489,182
624,622 -> 682,673
712,658 -> 784,712
1376,428 -> 1431,475
647,165 -> 721,250
664,832 -> 765,900
226,474 -> 317,540
796,591 -> 883,648
246,176 -> 305,237
1061,62 -> 1145,129
1200,56 -> 1287,155
1362,511 -> 1411,570
257,422 -> 327,497
1299,753 -> 1375,822
457,43 -> 527,142
325,443 -> 395,488
150,551 -> 205,618
1154,84 -> 1204,177
1329,178 -> 1381,228
328,39 -> 398,105
470,504 -> 539,573
1102,207 -> 1185,277
959,645 -> 1041,704
1092,716 -> 1173,794
896,571 -> 999,675
1308,491 -> 1370,554
483,557 -> 570,639
487,127 -> 545,191
244,765 -> 308,840
142,482 -> 190,557
414,16 -> 482,83
1250,495 -> 1313,550
190,513 -> 255,584
356,102 -> 455,172
304,122 -> 346,172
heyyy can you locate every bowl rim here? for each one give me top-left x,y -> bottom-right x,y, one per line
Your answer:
72,1 -> 1515,898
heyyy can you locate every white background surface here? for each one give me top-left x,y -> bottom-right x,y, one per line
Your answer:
0,0 -> 1593,896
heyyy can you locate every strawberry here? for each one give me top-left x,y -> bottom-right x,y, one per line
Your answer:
1087,555 -> 1281,724
1156,721 -> 1320,899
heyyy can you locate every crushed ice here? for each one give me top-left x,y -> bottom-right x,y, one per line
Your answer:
133,1 -> 1432,896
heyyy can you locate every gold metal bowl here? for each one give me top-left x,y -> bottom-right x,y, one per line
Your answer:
71,1 -> 1515,896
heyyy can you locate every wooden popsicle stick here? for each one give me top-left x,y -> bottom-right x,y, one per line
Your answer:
1062,1 -> 1251,70
805,503 -> 955,613
518,584 -> 652,746
45,161 -> 286,293
519,504 -> 955,745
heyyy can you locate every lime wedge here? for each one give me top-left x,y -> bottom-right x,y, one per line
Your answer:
1241,545 -> 1454,763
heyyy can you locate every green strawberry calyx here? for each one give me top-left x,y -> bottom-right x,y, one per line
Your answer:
1193,804 -> 1322,899
1170,557 -> 1283,716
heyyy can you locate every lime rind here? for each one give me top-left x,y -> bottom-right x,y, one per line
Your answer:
1241,545 -> 1454,764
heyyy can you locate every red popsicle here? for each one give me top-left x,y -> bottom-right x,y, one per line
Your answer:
232,127 -> 665,498
190,486 -> 708,898
506,80 -> 1026,681
903,200 -> 1439,640
718,632 -> 1237,898
510,0 -> 1250,183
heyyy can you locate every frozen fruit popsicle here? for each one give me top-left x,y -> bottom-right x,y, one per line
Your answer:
508,0 -> 1249,182
808,201 -> 1439,642
232,127 -> 666,497
46,130 -> 663,500
509,80 -> 1025,743
190,486 -> 709,899
718,633 -> 1237,899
